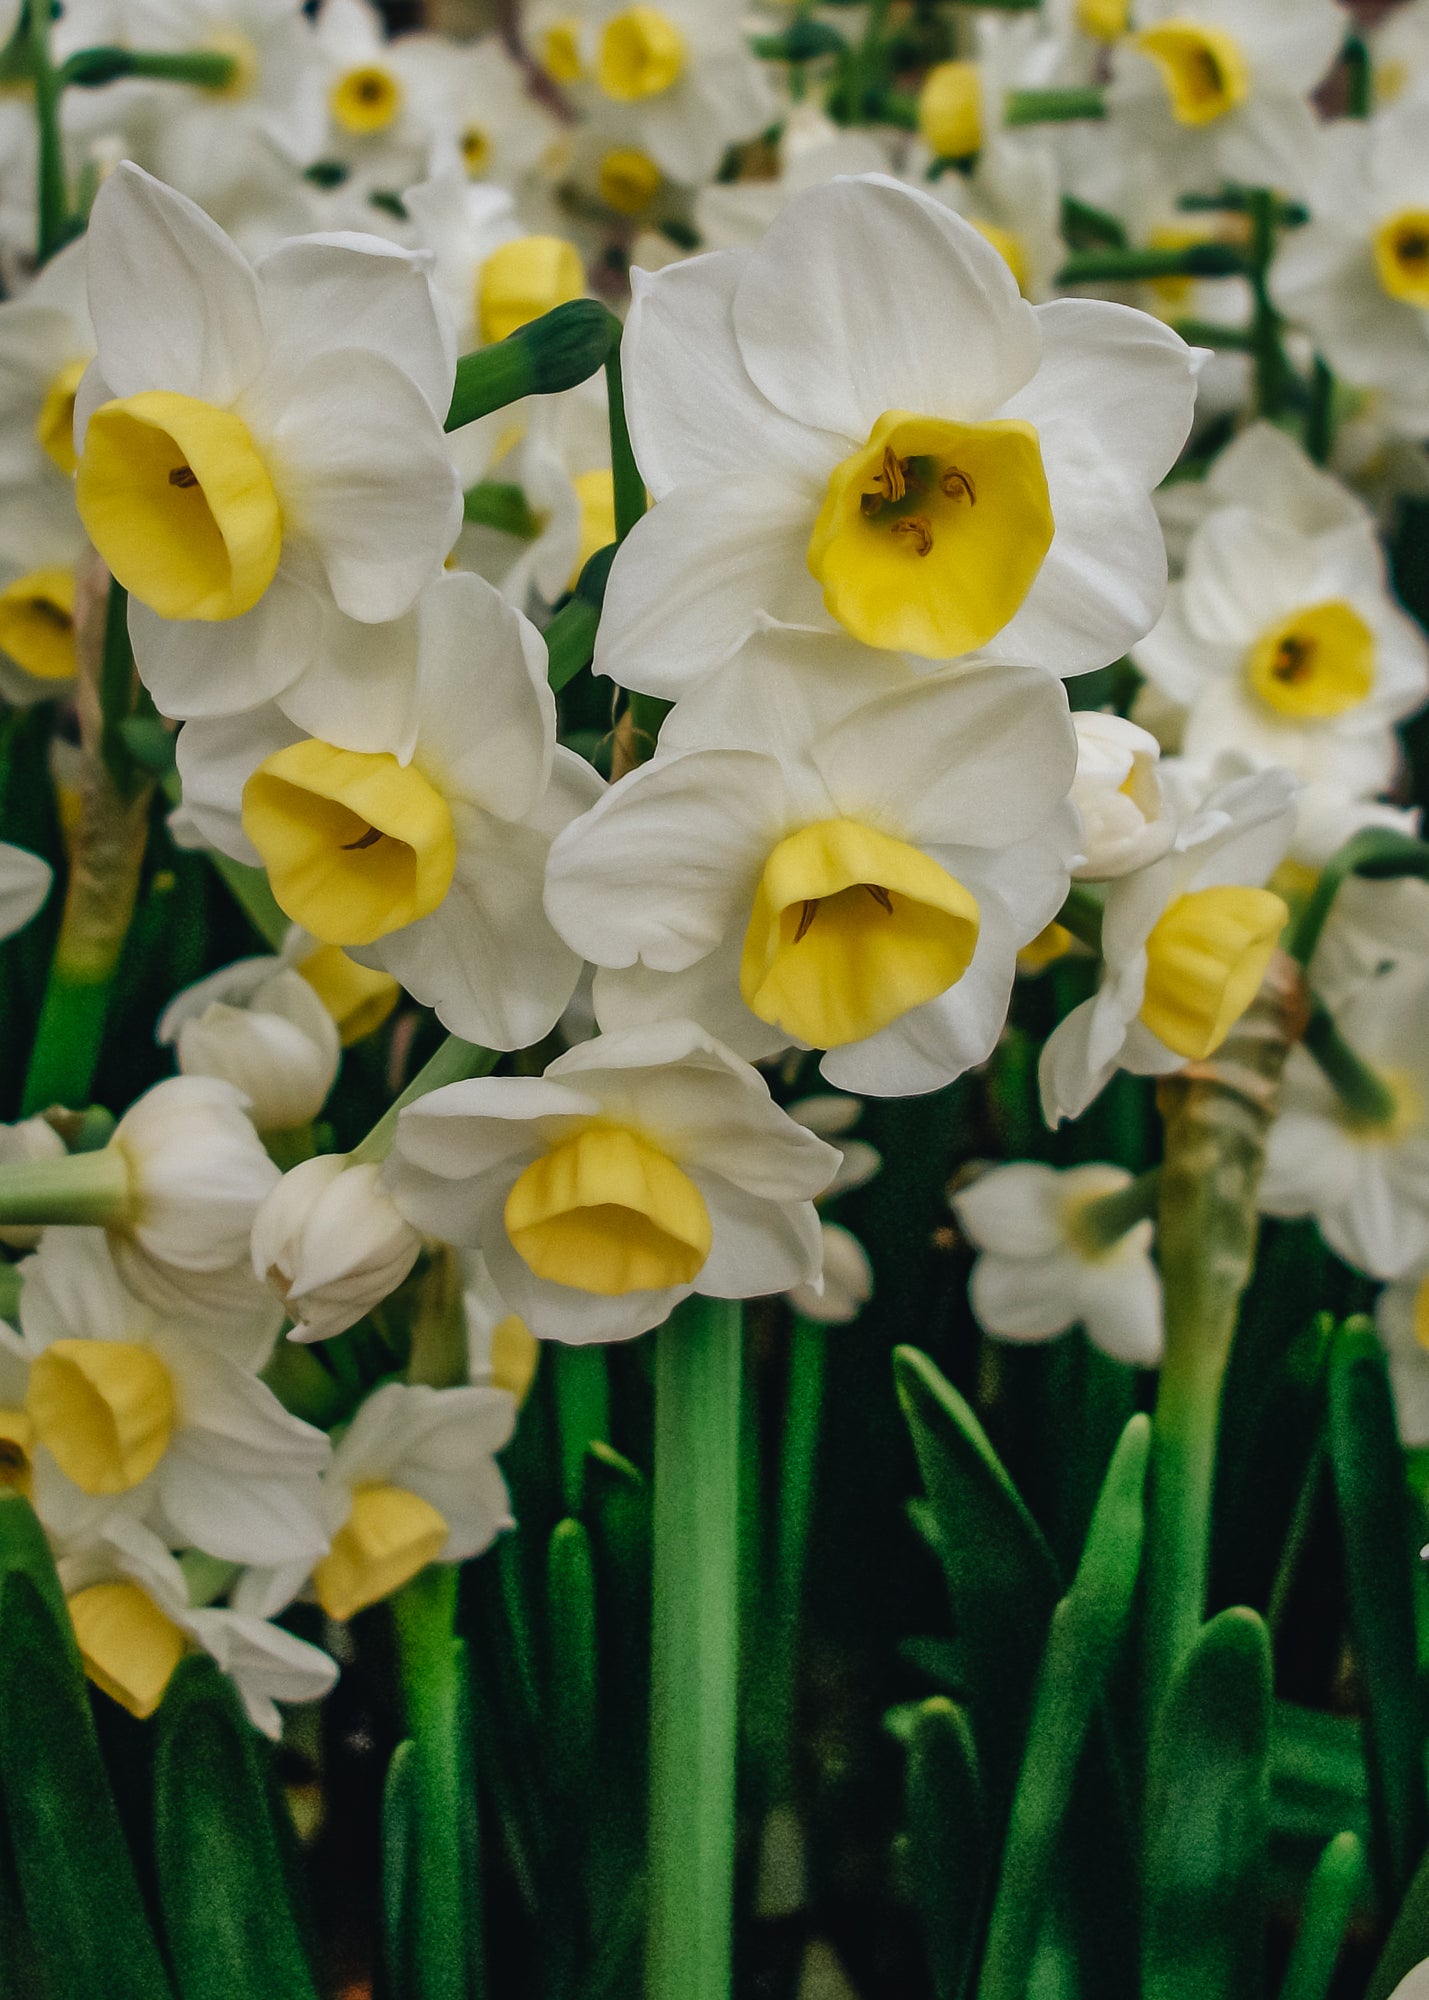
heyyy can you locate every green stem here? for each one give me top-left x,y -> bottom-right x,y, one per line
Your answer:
1055,884 -> 1104,954
59,45 -> 237,86
1306,356 -> 1336,464
604,337 -> 646,544
1247,187 -> 1290,419
446,301 -> 617,433
1342,33 -> 1371,118
349,1036 -> 498,1167
766,1317 -> 827,1806
1058,243 -> 1246,285
1171,318 -> 1256,352
1005,85 -> 1106,125
1067,1166 -> 1162,1256
647,1296 -> 742,2000
1287,826 -> 1429,967
28,0 -> 68,263
1300,1000 -> 1399,1129
553,1345 -> 611,1513
545,543 -> 614,694
0,1144 -> 131,1227
98,582 -> 142,797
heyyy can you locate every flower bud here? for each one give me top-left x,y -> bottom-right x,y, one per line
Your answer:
253,1155 -> 423,1344
1070,713 -> 1175,881
159,964 -> 340,1131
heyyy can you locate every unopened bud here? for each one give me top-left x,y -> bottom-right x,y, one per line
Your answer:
1070,713 -> 1175,881
253,1155 -> 422,1343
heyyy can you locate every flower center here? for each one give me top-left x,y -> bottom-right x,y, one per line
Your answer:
26,1340 -> 175,1496
1077,0 -> 1130,41
1139,885 -> 1288,1060
242,740 -> 457,947
478,236 -> 585,345
331,63 -> 402,136
0,567 -> 77,682
917,61 -> 983,159
504,1125 -> 712,1295
596,6 -> 686,100
598,146 -> 661,215
808,410 -> 1053,658
313,1483 -> 449,1621
1133,22 -> 1249,125
540,16 -> 583,82
204,28 -> 260,97
1245,600 -> 1375,720
740,817 -> 981,1047
1373,209 -> 1429,309
67,1582 -> 187,1719
77,390 -> 282,623
460,124 -> 491,175
36,357 -> 87,476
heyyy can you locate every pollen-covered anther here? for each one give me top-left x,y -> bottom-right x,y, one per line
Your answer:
892,516 -> 934,556
941,467 -> 976,503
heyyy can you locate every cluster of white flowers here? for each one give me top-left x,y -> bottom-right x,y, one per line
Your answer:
0,0 -> 1428,1735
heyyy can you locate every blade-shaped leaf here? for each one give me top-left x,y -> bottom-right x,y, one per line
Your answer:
906,1696 -> 986,2000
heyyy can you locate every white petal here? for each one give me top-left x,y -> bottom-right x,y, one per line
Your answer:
256,234 -> 455,419
691,1172 -> 823,1298
951,1161 -> 1063,1257
0,843 -> 51,940
159,1450 -> 329,1565
969,1253 -> 1073,1340
1004,300 -> 1197,491
411,571 -> 553,821
1077,1253 -> 1163,1366
130,574 -> 324,723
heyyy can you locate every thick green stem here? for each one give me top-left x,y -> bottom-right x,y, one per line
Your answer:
1247,187 -> 1290,419
28,0 -> 68,262
1005,85 -> 1106,125
1055,884 -> 1104,954
0,1144 -> 132,1227
766,1317 -> 827,1806
647,1296 -> 742,2000
1058,243 -> 1245,285
446,301 -> 617,432
1067,1166 -> 1162,1256
350,1037 -> 498,1167
60,44 -> 237,86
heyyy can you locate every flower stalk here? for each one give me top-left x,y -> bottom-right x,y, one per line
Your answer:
349,1037 -> 499,1167
1067,1165 -> 1162,1257
0,1143 -> 131,1228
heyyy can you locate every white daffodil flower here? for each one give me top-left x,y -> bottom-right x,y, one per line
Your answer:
1271,101 -> 1429,434
0,236 -> 92,503
1261,959 -> 1429,1280
382,1019 -> 840,1345
545,629 -> 1081,1097
788,1094 -> 881,1200
401,33 -> 563,191
58,1516 -> 336,1734
0,839 -> 52,941
1040,766 -> 1299,1126
462,1251 -> 540,1402
251,1154 -> 423,1343
14,1228 -> 328,1565
1370,0 -> 1429,111
1375,1264 -> 1429,1446
73,163 -> 461,724
1070,712 -> 1175,881
1133,504 -> 1429,800
1308,875 -> 1429,1011
405,171 -> 586,359
952,1160 -> 1163,1366
534,0 -> 773,188
694,115 -> 888,255
1107,0 -> 1343,187
159,960 -> 340,1131
311,0 -> 438,182
236,1377 -> 515,1623
176,570 -> 600,1049
597,174 -> 1199,699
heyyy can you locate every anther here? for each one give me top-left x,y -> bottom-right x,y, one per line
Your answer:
793,900 -> 818,943
342,825 -> 385,851
862,884 -> 894,913
940,467 -> 976,504
28,598 -> 72,630
168,466 -> 198,489
892,516 -> 934,556
1271,636 -> 1313,683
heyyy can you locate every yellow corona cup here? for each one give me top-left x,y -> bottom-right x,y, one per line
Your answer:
313,1483 -> 449,1622
1246,601 -> 1375,720
1133,22 -> 1249,125
596,6 -> 686,100
36,358 -> 87,476
505,1125 -> 713,1294
330,64 -> 403,136
0,567 -> 78,681
478,236 -> 585,345
1373,209 -> 1429,310
27,1340 -> 175,1496
917,61 -> 983,159
68,1582 -> 187,1720
1139,885 -> 1289,1060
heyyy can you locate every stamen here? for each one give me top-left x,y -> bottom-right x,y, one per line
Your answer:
27,598 -> 72,631
1271,636 -> 1314,683
341,825 -> 385,851
793,900 -> 818,943
892,516 -> 934,556
940,467 -> 976,503
861,446 -> 910,517
862,883 -> 894,913
1398,229 -> 1429,269
168,466 -> 198,489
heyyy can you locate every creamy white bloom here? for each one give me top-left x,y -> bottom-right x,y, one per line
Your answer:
311,0 -> 441,182
176,570 -> 600,1049
401,32 -> 562,190
1309,875 -> 1429,1011
1371,0 -> 1429,110
1375,1264 -> 1429,1445
383,1019 -> 840,1345
787,1223 -> 872,1326
598,174 -> 1199,698
1271,102 -> 1429,434
0,840 -> 52,941
1387,1963 -> 1429,2000
1261,959 -> 1429,1280
1133,505 -> 1429,800
1040,767 -> 1298,1125
1070,712 -> 1174,880
788,1095 -> 881,1199
57,1516 -> 336,1734
1155,420 -> 1372,573
16,1228 -> 327,1564
159,960 -> 340,1131
251,1154 -> 422,1342
75,164 -> 461,723
953,1160 -> 1162,1365
236,1377 -> 514,1621
546,629 -> 1080,1097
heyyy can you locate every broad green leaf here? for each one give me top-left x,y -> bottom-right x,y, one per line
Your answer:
1269,1703 -> 1370,1854
546,1518 -> 598,1818
552,1346 -> 610,1515
152,1656 -> 318,2000
1368,1837 -> 1429,2000
1143,1607 -> 1272,2000
1327,1321 -> 1428,1906
1278,1831 -> 1366,2000
905,1697 -> 986,2000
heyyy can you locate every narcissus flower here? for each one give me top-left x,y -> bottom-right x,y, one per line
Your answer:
176,571 -> 600,1048
74,163 -> 460,721
159,959 -> 340,1131
405,170 -> 587,355
0,236 -> 93,499
953,1161 -> 1163,1365
251,1154 -> 423,1342
597,174 -> 1199,698
545,630 -> 1080,1096
382,1020 -> 840,1344
1070,713 -> 1175,881
1040,766 -> 1298,1125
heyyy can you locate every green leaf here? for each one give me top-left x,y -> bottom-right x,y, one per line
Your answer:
1278,1831 -> 1366,2000
905,1697 -> 986,2000
1143,1607 -> 1272,2000
553,1346 -> 611,1514
1367,1837 -> 1429,2000
152,1656 -> 319,2000
382,1738 -> 415,1995
0,1502 -> 174,1999
1327,1320 -> 1428,1905
546,1518 -> 598,1815
979,1415 -> 1150,2000
893,1346 -> 1061,1812
1269,1703 -> 1370,1855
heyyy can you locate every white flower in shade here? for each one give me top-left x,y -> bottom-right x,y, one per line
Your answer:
1375,1264 -> 1429,1445
251,1154 -> 422,1343
1370,0 -> 1429,111
952,1161 -> 1162,1365
105,1075 -> 281,1316
405,172 -> 586,359
1040,766 -> 1298,1126
1107,0 -> 1342,186
0,491 -> 88,699
1070,712 -> 1175,881
0,1116 -> 66,1251
57,1517 -> 336,1734
1155,421 -> 1371,574
788,1094 -> 881,1199
787,1223 -> 872,1326
1387,1966 -> 1429,2000
0,840 -> 52,941
158,960 -> 340,1131
694,116 -> 888,254
0,237 -> 92,503
1308,875 -> 1429,1011
236,1377 -> 515,1622
382,1020 -> 840,1345
535,0 -> 773,187
597,174 -> 1199,700
311,0 -> 436,179
1270,102 -> 1429,433
401,33 -> 562,190
922,136 -> 1065,306
16,1228 -> 327,1564
1133,504 -> 1429,799
1261,959 -> 1429,1280
73,163 -> 461,724
545,629 -> 1080,1098
175,570 -> 600,1049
